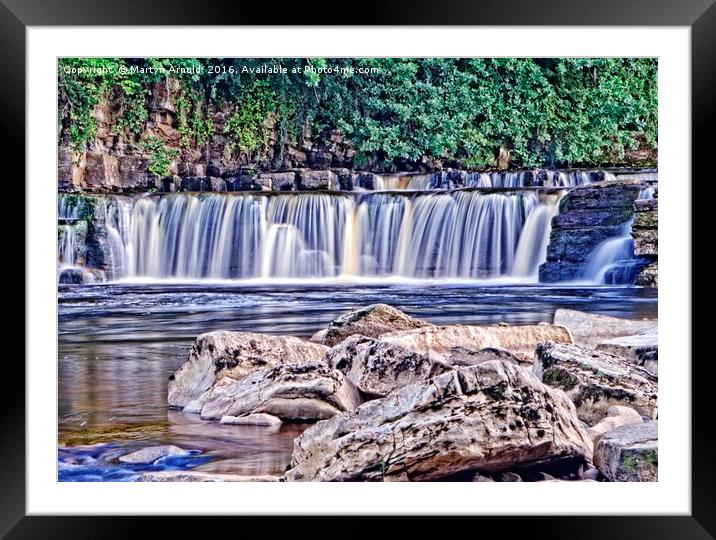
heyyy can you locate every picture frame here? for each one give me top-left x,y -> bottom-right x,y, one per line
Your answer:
6,0 -> 711,534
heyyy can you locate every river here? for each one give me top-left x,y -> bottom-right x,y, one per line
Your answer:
58,280 -> 657,481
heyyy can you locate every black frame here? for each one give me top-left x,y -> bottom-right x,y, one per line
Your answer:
4,0 -> 711,535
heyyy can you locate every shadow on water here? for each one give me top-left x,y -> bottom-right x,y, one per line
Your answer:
58,281 -> 657,480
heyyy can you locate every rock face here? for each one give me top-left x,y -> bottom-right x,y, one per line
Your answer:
534,342 -> 658,425
284,361 -> 593,482
594,421 -> 658,481
118,445 -> 190,465
319,304 -> 432,347
324,335 -> 454,398
631,198 -> 658,287
553,309 -> 656,349
58,267 -> 85,285
167,331 -> 327,408
195,362 -> 362,422
380,324 -> 573,363
597,328 -> 658,376
539,181 -> 641,282
586,406 -> 644,444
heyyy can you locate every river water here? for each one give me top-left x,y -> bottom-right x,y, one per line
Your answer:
58,280 -> 657,481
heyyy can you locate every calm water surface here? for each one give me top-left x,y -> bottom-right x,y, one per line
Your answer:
58,281 -> 657,480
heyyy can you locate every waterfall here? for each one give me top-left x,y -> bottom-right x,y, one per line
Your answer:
580,223 -> 638,285
58,225 -> 76,267
69,190 -> 555,281
638,185 -> 656,199
512,194 -> 560,277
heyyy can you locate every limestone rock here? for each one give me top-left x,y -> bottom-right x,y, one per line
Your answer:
167,331 -> 327,408
136,471 -> 279,482
320,304 -> 432,347
553,309 -> 656,349
219,413 -> 282,426
534,341 -> 658,425
597,328 -> 658,376
284,361 -> 593,482
586,405 -> 644,444
324,335 -> 453,398
594,421 -> 658,481
197,362 -> 362,422
381,323 -> 573,363
297,170 -> 337,190
118,445 -> 189,465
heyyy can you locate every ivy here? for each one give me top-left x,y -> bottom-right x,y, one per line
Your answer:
58,57 -> 658,169
140,136 -> 179,178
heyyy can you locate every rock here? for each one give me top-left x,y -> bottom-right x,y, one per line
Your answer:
136,471 -> 279,482
309,329 -> 327,344
324,335 -> 453,398
257,172 -> 296,191
534,472 -> 556,481
539,182 -> 640,282
197,362 -> 362,422
472,473 -> 494,482
534,341 -> 658,425
634,262 -> 658,287
381,324 -> 573,363
118,445 -> 190,464
633,230 -> 658,256
553,309 -> 656,349
597,328 -> 658,376
167,330 -> 327,408
320,304 -> 432,347
498,472 -> 523,482
219,413 -> 282,426
297,170 -> 337,190
582,466 -> 600,480
58,267 -> 85,285
594,421 -> 658,481
284,361 -> 593,482
586,405 -> 644,444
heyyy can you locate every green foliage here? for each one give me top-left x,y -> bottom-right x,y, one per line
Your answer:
140,136 -> 179,178
224,80 -> 277,154
58,57 -> 658,169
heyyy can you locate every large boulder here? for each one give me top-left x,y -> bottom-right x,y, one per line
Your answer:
381,324 -> 573,363
594,421 -> 658,481
318,304 -> 432,347
553,309 -> 656,349
597,328 -> 658,376
195,362 -> 362,422
324,335 -> 454,398
284,361 -> 593,482
167,331 -> 327,408
534,341 -> 658,425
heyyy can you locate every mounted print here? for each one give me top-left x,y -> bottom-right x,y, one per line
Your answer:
56,57 -> 659,483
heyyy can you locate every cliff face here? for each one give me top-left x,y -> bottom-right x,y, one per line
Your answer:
58,83 -> 358,193
631,198 -> 658,287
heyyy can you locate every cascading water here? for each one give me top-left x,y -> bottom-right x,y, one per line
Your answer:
580,222 -> 642,285
58,225 -> 76,267
638,185 -> 657,199
512,194 -> 560,277
72,190 -> 556,281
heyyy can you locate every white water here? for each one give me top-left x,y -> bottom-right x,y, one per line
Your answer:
58,225 -> 76,267
85,190 -> 556,281
580,229 -> 635,285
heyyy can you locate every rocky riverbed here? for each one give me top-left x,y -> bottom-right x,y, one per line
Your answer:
89,302 -> 657,482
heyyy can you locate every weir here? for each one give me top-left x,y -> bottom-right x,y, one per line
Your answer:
59,189 -> 560,281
